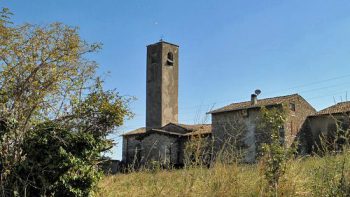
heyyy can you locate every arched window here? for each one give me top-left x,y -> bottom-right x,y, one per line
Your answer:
166,52 -> 174,66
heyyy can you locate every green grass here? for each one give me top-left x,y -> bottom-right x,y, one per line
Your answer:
97,152 -> 350,197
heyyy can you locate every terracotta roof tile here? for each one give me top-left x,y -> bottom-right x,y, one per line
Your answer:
179,124 -> 211,136
121,127 -> 146,136
149,129 -> 184,136
122,124 -> 211,136
172,123 -> 211,132
208,94 -> 301,114
313,101 -> 350,116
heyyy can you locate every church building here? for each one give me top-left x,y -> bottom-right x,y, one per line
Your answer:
122,41 -> 211,167
122,41 -> 350,167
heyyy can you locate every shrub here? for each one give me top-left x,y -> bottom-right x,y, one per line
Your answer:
258,106 -> 296,195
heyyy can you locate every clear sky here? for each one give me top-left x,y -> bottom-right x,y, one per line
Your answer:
3,0 -> 350,159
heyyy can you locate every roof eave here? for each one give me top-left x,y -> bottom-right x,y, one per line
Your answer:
208,103 -> 283,114
309,111 -> 350,117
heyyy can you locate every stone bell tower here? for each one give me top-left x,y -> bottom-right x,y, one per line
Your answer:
146,41 -> 179,130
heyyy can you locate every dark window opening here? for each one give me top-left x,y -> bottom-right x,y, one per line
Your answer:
166,52 -> 174,66
279,128 -> 285,144
289,103 -> 296,111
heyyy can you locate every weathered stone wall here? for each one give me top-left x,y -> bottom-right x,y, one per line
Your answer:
212,109 -> 259,163
161,44 -> 179,127
122,135 -> 142,164
299,113 -> 350,154
141,133 -> 181,166
146,42 -> 179,129
284,97 -> 316,147
212,100 -> 315,162
146,43 -> 163,129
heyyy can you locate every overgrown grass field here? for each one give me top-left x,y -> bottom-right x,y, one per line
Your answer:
97,152 -> 350,197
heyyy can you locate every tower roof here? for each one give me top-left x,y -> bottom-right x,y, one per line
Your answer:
147,40 -> 179,47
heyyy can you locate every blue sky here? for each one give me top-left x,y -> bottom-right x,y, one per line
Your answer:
3,0 -> 350,159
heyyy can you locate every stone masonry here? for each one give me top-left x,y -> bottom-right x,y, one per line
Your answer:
209,94 -> 316,162
122,41 -> 350,166
146,41 -> 178,130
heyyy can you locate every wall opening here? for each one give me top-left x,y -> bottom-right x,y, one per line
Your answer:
166,52 -> 174,66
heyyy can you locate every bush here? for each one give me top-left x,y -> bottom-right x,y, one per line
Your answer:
8,121 -> 104,196
258,106 -> 296,195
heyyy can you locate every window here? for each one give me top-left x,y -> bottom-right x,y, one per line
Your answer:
166,52 -> 174,66
279,127 -> 285,144
289,103 -> 296,111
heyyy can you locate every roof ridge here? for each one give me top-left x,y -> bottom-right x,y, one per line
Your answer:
314,101 -> 350,116
176,123 -> 211,126
336,101 -> 350,104
208,93 -> 300,114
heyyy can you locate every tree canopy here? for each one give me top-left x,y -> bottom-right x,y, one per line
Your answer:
0,8 -> 132,196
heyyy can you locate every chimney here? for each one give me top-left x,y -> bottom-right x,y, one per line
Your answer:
251,94 -> 257,105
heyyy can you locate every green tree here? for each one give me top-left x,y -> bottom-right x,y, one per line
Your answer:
258,106 -> 295,196
0,8 -> 132,196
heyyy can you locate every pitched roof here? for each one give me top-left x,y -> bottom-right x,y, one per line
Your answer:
313,101 -> 350,116
122,123 -> 211,136
183,125 -> 212,136
172,123 -> 211,133
121,127 -> 146,136
208,94 -> 301,114
148,129 -> 184,136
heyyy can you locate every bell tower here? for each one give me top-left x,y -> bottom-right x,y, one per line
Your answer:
146,41 -> 179,130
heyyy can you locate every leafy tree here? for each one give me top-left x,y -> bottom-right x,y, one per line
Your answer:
0,8 -> 132,196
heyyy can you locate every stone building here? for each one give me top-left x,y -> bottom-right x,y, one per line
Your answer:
298,101 -> 350,154
208,93 -> 316,162
122,41 -> 350,166
122,41 -> 211,167
122,123 -> 211,167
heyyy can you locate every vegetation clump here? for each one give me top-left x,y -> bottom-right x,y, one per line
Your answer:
0,8 -> 132,196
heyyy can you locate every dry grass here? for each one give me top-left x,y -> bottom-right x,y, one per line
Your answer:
97,152 -> 350,197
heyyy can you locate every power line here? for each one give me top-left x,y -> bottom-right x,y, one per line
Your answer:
121,74 -> 350,130
179,73 -> 350,111
135,75 -> 350,117
120,90 -> 350,131
265,73 -> 350,95
127,82 -> 350,120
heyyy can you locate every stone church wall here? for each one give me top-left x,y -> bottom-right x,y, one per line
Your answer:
299,113 -> 350,154
122,136 -> 142,165
212,109 -> 260,163
141,133 -> 181,166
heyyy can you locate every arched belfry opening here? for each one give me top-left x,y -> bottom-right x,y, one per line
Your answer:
166,52 -> 174,66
